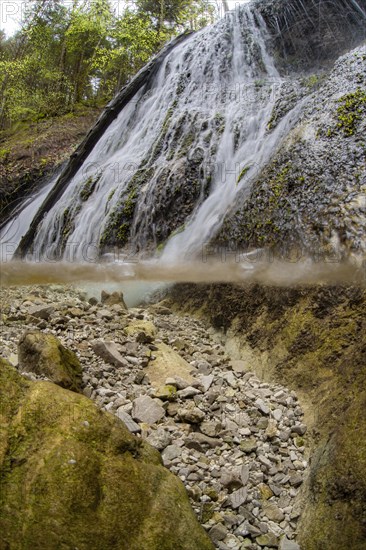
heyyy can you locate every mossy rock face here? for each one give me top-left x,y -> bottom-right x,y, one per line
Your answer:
169,284 -> 366,549
18,331 -> 82,392
0,359 -> 214,550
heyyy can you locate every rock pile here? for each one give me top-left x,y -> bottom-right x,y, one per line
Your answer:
0,284 -> 307,550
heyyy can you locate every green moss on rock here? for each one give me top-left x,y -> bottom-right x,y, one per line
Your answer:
334,87 -> 366,137
18,331 -> 82,392
0,359 -> 214,550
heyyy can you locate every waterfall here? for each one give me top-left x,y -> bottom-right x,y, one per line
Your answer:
2,0 -> 363,264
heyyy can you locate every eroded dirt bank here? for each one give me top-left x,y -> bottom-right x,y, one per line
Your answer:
168,283 -> 366,549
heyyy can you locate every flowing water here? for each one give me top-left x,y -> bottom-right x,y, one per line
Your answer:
1,5 -> 307,264
1,1 -> 365,288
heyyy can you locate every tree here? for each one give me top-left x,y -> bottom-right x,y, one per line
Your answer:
0,0 -> 218,129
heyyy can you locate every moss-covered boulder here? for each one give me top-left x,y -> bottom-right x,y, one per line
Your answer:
0,358 -> 214,550
18,330 -> 82,392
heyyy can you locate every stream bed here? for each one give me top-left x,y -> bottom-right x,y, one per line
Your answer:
1,283 -> 307,550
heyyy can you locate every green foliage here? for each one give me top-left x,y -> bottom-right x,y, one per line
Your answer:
0,0 -> 214,130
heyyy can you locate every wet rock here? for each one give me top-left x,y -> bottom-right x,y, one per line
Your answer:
266,419 -> 278,439
289,472 -> 303,487
258,483 -> 274,500
292,424 -> 307,436
27,304 -> 55,320
241,465 -> 250,486
178,405 -> 205,424
227,487 -> 247,509
144,342 -> 193,387
0,358 -> 213,550
96,309 -> 114,320
240,438 -> 258,453
185,432 -> 222,449
162,444 -> 183,463
153,382 -> 177,400
220,469 -> 243,491
279,537 -> 301,550
178,386 -> 202,399
255,398 -> 270,415
229,360 -> 249,373
200,420 -> 221,437
91,339 -> 128,368
18,331 -> 82,392
273,409 -> 283,421
209,524 -> 228,542
201,374 -> 214,392
1,284 -> 309,549
101,290 -> 127,308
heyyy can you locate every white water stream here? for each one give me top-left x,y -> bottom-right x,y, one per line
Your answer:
1,5 -> 307,265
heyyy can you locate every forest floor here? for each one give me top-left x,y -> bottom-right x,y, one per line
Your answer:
0,107 -> 101,223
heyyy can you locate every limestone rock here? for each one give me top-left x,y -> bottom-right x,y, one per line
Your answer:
125,320 -> 156,339
266,419 -> 278,439
96,309 -> 114,320
279,537 -> 301,550
228,487 -> 247,509
132,395 -> 165,424
177,386 -> 201,399
101,290 -> 127,308
145,342 -> 194,388
209,523 -> 228,542
241,464 -> 250,486
258,483 -> 274,501
91,339 -> 128,368
240,437 -> 258,453
162,444 -> 183,463
153,384 -> 177,401
115,409 -> 141,433
220,469 -> 243,491
230,360 -> 249,373
257,532 -> 279,547
262,502 -> 285,522
185,432 -> 222,449
200,420 -> 221,437
178,405 -> 205,424
18,330 -> 82,392
146,428 -> 171,450
27,304 -> 55,320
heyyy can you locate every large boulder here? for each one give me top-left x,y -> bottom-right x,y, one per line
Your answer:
0,358 -> 214,550
18,330 -> 82,392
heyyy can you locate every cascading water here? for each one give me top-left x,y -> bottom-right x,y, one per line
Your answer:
0,3 -> 306,263
1,0 -> 365,267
